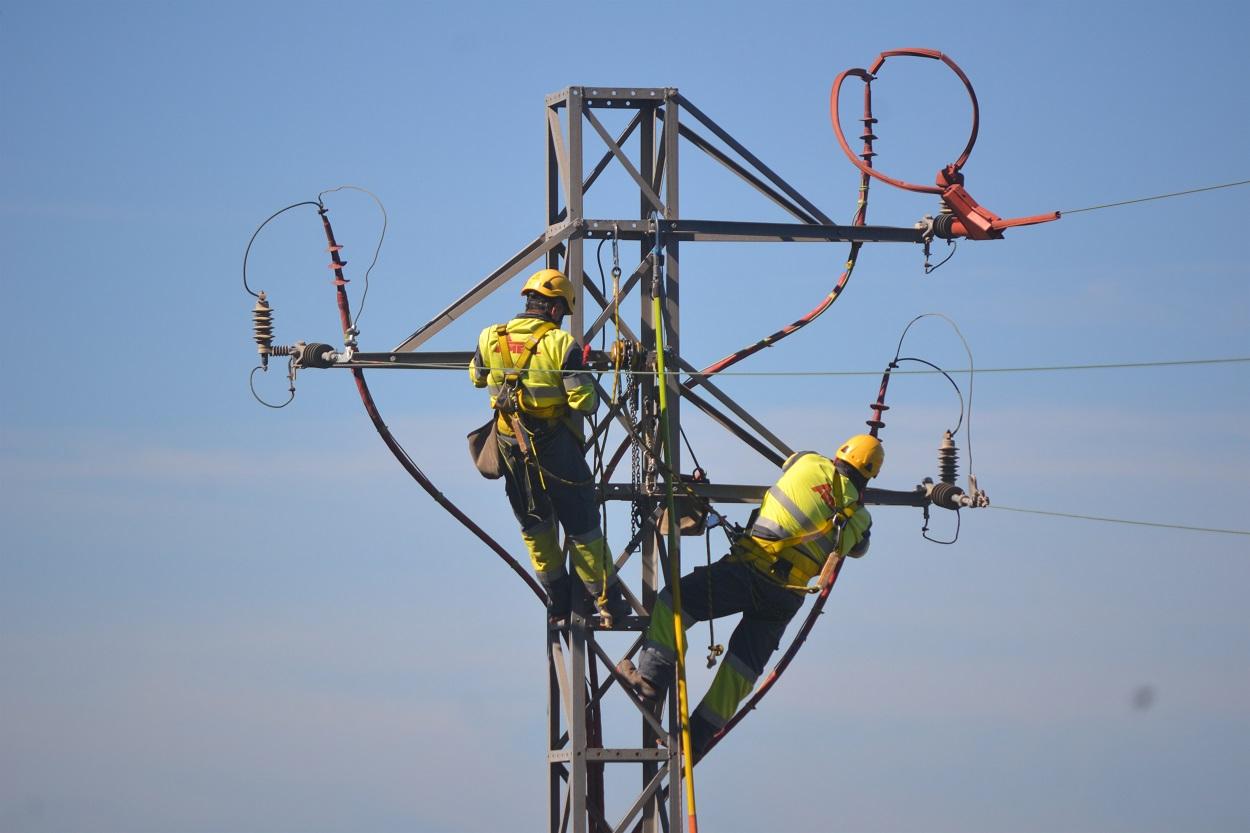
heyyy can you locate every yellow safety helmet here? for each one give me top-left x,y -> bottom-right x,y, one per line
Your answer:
521,268 -> 576,310
835,434 -> 885,480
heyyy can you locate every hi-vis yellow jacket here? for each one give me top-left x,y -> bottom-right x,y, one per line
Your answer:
469,315 -> 597,433
733,450 -> 872,587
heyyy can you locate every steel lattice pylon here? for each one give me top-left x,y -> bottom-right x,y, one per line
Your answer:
345,86 -> 933,832
385,86 -> 932,833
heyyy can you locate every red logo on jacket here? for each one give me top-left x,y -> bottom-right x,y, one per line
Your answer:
811,483 -> 838,512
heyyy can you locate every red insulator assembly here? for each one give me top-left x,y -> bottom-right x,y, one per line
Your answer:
865,360 -> 897,438
831,48 -> 1059,240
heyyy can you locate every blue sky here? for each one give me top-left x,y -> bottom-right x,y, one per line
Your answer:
2,2 -> 1248,831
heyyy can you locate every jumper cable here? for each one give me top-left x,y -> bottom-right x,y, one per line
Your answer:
830,47 -> 1059,240
316,204 -> 547,604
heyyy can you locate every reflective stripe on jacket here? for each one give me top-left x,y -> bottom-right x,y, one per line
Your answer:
469,315 -> 597,428
734,450 -> 871,587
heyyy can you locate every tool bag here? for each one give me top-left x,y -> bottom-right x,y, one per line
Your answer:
467,416 -> 504,479
467,321 -> 557,479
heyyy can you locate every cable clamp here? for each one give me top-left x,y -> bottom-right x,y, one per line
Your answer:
916,214 -> 936,244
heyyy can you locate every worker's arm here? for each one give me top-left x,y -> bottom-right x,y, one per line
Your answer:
840,507 -> 872,558
560,341 -> 597,413
812,508 -> 872,588
469,332 -> 490,389
847,528 -> 871,558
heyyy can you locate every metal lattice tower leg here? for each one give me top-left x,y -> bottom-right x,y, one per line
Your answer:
544,88 -> 684,833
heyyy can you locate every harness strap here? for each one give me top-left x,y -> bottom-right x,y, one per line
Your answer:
494,321 -> 556,375
740,471 -> 861,591
492,321 -> 562,419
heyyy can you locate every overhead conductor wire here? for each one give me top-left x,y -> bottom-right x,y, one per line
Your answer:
1059,178 -> 1250,215
989,506 -> 1250,536
349,356 -> 1250,376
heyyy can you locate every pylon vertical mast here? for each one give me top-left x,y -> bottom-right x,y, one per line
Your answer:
542,87 -> 687,833
635,92 -> 666,833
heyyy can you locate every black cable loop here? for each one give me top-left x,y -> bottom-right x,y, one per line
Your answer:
924,239 -> 958,274
242,200 -> 323,297
922,505 -> 961,545
248,363 -> 296,409
891,312 -> 977,478
894,356 -> 965,435
595,236 -> 610,351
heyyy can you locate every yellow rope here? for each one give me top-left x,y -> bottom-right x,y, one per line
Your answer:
655,288 -> 699,832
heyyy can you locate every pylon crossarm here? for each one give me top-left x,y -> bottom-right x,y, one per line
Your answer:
583,218 -> 923,244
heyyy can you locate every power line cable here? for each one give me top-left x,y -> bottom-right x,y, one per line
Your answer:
674,357 -> 1250,377
948,357 -> 1249,375
361,356 -> 1250,377
1061,179 -> 1250,215
990,505 -> 1250,536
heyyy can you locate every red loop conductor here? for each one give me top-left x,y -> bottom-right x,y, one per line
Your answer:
831,48 -> 1060,240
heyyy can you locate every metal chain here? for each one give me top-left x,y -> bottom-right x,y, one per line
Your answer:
627,370 -> 644,542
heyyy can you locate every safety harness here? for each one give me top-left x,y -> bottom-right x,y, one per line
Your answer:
491,320 -> 559,456
735,453 -> 860,593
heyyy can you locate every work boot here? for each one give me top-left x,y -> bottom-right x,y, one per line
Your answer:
543,572 -> 573,621
615,658 -> 662,706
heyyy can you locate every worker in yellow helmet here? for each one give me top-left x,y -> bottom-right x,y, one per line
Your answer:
470,268 -> 628,622
618,434 -> 882,758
